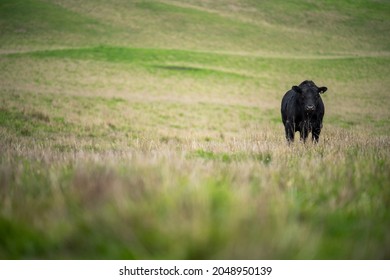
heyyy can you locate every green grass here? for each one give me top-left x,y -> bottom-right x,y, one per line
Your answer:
0,0 -> 389,259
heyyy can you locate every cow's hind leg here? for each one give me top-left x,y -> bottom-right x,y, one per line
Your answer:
285,121 -> 294,143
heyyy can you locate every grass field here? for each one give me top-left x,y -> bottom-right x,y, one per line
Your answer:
0,0 -> 390,259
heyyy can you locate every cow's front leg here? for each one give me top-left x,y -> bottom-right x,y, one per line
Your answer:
312,126 -> 321,143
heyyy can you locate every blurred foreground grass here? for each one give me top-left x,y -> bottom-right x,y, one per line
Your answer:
1,130 -> 389,259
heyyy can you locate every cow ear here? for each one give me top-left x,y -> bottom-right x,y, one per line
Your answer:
319,87 -> 327,94
292,86 -> 302,93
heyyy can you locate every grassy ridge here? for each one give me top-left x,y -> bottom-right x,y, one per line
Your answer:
0,0 -> 108,49
0,0 -> 390,259
1,0 -> 390,54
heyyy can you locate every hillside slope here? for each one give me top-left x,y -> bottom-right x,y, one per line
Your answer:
1,0 -> 389,55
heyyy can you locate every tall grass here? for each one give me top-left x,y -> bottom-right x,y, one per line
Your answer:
1,128 -> 389,259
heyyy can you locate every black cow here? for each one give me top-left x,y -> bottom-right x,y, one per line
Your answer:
281,80 -> 328,143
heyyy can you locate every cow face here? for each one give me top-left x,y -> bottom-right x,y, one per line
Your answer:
293,81 -> 327,113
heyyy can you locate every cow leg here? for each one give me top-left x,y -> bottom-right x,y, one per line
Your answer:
299,126 -> 309,143
285,121 -> 294,143
312,127 -> 321,143
299,129 -> 306,143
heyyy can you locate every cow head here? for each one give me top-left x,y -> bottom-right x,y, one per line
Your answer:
292,80 -> 327,113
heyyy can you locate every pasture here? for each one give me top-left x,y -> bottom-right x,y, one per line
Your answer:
0,0 -> 389,259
